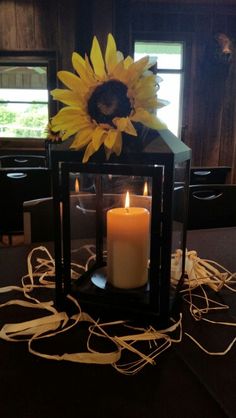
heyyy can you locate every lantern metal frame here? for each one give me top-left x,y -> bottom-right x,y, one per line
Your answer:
51,129 -> 191,327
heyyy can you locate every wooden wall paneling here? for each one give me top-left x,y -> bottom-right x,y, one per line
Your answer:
0,1 -> 17,49
75,0 -> 93,57
191,47 -> 227,166
227,14 -> 236,34
232,113 -> 236,183
92,0 -> 114,52
196,12 -> 213,34
186,8 -> 236,172
186,38 -> 205,166
128,1 -> 236,179
75,0 -> 114,61
34,0 -> 57,49
212,13 -> 227,34
131,0 -> 236,4
15,0 -> 35,49
190,33 -> 235,168
219,53 -> 236,181
114,0 -> 131,57
57,0 -> 77,72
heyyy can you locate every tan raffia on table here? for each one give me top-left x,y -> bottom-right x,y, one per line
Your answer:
0,246 -> 235,374
172,250 -> 236,355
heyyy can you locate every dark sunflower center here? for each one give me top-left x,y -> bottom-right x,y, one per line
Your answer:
87,80 -> 132,125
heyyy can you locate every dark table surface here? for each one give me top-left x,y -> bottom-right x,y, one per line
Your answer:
0,228 -> 236,418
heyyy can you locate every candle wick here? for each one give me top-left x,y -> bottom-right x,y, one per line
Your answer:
125,207 -> 129,213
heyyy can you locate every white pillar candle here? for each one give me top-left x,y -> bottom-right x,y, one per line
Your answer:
107,193 -> 150,289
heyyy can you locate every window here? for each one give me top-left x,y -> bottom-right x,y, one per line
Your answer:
134,41 -> 184,137
0,52 -> 57,140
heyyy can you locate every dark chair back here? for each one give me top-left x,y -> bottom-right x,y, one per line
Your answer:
188,184 -> 236,229
190,166 -> 231,185
0,168 -> 51,237
0,154 -> 46,168
24,194 -> 98,243
24,197 -> 54,243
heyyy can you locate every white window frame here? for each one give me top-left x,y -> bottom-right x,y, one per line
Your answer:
0,51 -> 57,141
133,35 -> 188,139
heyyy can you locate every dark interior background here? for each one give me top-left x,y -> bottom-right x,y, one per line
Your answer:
1,0 -> 236,183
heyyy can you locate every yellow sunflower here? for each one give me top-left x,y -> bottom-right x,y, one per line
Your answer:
45,121 -> 62,143
50,33 -> 166,162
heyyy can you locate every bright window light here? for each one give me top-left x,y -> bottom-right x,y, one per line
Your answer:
134,41 -> 184,137
0,65 -> 49,138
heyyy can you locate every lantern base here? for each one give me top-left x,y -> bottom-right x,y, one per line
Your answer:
63,264 -> 181,328
70,264 -> 151,309
91,266 -> 150,292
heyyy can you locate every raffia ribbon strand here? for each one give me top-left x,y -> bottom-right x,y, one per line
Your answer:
0,246 -> 235,374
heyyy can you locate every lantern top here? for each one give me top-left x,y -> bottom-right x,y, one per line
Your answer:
50,127 -> 191,167
142,128 -> 191,164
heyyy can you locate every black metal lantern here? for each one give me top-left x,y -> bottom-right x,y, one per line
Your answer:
51,129 -> 191,327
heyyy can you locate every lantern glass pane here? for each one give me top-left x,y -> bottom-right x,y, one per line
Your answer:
171,161 -> 188,282
67,171 -> 157,300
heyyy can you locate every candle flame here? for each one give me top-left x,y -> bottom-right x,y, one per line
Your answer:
125,191 -> 130,210
143,181 -> 148,196
75,177 -> 80,193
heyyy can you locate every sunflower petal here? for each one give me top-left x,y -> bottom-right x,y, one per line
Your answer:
124,56 -> 133,69
157,99 -> 170,109
135,98 -> 159,112
90,36 -> 106,79
72,52 -> 95,86
135,73 -> 157,89
51,107 -> 83,124
126,56 -> 149,84
113,117 -> 137,136
70,128 -> 93,150
104,146 -> 112,160
105,33 -> 118,74
84,54 -> 97,78
57,71 -> 87,94
72,52 -> 85,72
111,60 -> 127,82
82,142 -> 96,163
131,108 -> 167,130
112,130 -> 122,155
51,89 -> 83,106
92,127 -> 106,151
117,51 -> 124,62
104,129 -> 117,149
51,108 -> 91,137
